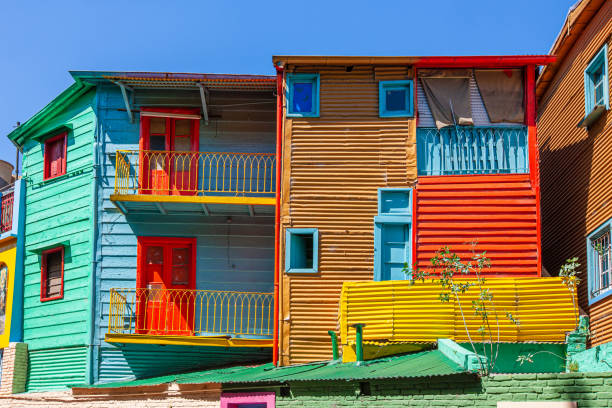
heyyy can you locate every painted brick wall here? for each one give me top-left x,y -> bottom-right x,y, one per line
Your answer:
274,373 -> 612,407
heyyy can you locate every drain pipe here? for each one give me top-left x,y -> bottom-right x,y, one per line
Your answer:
328,331 -> 340,362
351,323 -> 366,365
272,64 -> 284,366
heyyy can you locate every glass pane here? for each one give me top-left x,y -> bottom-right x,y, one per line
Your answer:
174,136 -> 191,152
175,119 -> 192,136
150,118 -> 166,134
150,135 -> 166,151
146,246 -> 163,264
172,247 -> 190,285
292,82 -> 313,113
385,88 -> 407,112
46,251 -> 62,298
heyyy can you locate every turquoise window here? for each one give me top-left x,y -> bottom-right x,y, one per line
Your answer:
587,217 -> 612,305
584,44 -> 609,115
285,228 -> 319,273
373,188 -> 412,281
287,74 -> 320,117
379,80 -> 414,117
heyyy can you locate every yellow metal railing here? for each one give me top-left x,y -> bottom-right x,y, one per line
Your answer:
340,278 -> 578,344
114,150 -> 276,197
108,288 -> 273,337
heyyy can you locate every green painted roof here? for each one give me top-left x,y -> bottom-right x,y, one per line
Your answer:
8,81 -> 93,147
87,350 -> 468,389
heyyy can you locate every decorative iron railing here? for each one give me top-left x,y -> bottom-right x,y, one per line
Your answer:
114,150 -> 276,197
417,126 -> 529,176
108,288 -> 274,337
0,184 -> 14,233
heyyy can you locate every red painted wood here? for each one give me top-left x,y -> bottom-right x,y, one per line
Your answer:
40,246 -> 64,302
43,132 -> 67,180
414,55 -> 556,68
415,174 -> 539,277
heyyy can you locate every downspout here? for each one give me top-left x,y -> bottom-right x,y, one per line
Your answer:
86,90 -> 101,385
273,65 -> 284,366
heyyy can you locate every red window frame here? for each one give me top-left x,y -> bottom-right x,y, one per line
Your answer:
43,132 -> 67,180
40,246 -> 64,302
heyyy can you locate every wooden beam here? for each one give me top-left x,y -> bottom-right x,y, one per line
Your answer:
154,202 -> 167,215
105,333 -> 272,348
200,203 -> 210,216
110,194 -> 276,206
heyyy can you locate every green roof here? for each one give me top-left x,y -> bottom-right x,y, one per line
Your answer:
86,350 -> 468,389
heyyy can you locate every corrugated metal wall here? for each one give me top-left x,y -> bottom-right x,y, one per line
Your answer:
537,1 -> 611,345
415,174 -> 539,276
280,65 -> 416,365
26,347 -> 88,392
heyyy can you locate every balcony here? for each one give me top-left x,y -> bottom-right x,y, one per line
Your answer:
0,184 -> 14,234
111,150 -> 276,215
417,126 -> 528,176
106,288 -> 273,347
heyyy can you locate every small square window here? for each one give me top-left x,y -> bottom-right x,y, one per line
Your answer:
584,44 -> 609,115
285,228 -> 319,273
41,246 -> 64,302
379,80 -> 414,117
43,132 -> 67,180
286,74 -> 320,117
587,218 -> 612,305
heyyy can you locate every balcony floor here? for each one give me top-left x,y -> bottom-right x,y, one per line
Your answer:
110,194 -> 275,216
105,333 -> 272,348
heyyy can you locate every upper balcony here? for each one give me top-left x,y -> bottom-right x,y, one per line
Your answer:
0,179 -> 24,241
111,150 -> 276,216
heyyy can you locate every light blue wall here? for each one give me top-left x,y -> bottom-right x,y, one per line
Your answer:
94,85 -> 275,383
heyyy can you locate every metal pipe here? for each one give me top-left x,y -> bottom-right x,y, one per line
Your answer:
272,65 -> 284,366
351,323 -> 365,364
328,331 -> 339,361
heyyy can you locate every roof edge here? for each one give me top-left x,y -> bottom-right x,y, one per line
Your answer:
273,55 -> 555,67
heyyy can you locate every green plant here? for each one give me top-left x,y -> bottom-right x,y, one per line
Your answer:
558,257 -> 581,328
405,244 -> 519,374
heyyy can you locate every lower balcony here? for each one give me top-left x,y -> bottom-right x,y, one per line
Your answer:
111,150 -> 276,216
106,288 -> 274,348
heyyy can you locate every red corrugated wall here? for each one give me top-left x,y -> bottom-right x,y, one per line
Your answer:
414,174 -> 540,276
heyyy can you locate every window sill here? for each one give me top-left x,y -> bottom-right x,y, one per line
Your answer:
40,295 -> 63,302
285,268 -> 318,274
578,104 -> 606,128
589,288 -> 612,306
286,112 -> 319,118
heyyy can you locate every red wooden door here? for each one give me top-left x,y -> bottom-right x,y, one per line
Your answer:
170,119 -> 199,196
137,237 -> 196,336
141,117 -> 170,195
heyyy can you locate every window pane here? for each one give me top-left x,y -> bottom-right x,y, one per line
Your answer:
45,251 -> 62,298
172,247 -> 190,285
290,234 -> 313,269
386,88 -> 407,112
150,118 -> 166,134
150,135 -> 166,151
175,119 -> 192,136
292,82 -> 313,113
174,136 -> 191,152
146,246 -> 163,265
47,138 -> 65,178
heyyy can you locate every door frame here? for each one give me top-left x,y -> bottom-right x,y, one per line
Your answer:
136,236 -> 197,290
373,188 -> 413,281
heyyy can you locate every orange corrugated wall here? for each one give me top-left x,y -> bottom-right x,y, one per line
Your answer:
415,174 -> 539,276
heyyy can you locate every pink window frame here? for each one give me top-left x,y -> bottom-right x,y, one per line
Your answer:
220,392 -> 275,408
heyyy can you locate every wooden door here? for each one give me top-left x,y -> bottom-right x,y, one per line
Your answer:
170,119 -> 199,195
381,224 -> 410,281
141,117 -> 170,195
136,237 -> 196,336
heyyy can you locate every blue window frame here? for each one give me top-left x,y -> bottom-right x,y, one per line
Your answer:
587,217 -> 612,305
379,80 -> 414,117
584,44 -> 609,115
286,74 -> 320,117
285,228 -> 319,273
373,188 -> 412,281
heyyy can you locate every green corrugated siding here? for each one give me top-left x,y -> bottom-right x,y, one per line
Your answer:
27,347 -> 88,392
22,89 -> 96,351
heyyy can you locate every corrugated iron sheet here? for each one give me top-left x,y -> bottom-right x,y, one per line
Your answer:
280,65 -> 416,365
340,278 -> 577,344
415,174 -> 539,276
27,347 -> 88,392
536,1 -> 611,345
87,349 -> 466,389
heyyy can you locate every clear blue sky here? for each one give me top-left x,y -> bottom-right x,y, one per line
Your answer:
0,0 -> 575,169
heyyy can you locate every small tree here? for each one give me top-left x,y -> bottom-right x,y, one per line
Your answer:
405,244 -> 520,374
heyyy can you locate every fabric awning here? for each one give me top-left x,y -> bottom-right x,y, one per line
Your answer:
419,69 -> 473,129
474,69 -> 524,123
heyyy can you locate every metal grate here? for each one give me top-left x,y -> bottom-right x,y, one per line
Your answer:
0,185 -> 14,233
417,126 -> 529,176
592,230 -> 611,297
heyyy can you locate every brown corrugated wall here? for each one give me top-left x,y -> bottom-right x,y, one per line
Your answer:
537,1 -> 612,345
279,65 -> 416,365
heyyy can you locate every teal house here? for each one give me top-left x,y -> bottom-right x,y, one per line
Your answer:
7,71 -> 278,391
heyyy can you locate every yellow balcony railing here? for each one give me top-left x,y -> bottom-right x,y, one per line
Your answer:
340,278 -> 578,344
114,150 -> 276,197
108,288 -> 273,338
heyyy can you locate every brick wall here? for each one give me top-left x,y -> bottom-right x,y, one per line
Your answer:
0,343 -> 28,395
275,373 -> 612,407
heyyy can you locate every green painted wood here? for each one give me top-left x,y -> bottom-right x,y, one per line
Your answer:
26,346 -> 88,392
21,90 -> 96,351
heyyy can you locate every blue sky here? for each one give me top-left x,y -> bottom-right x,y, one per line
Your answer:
0,0 -> 574,169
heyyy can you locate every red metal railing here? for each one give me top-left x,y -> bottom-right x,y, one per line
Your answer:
0,186 -> 14,233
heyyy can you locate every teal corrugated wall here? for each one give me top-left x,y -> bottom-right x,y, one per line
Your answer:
98,344 -> 270,383
26,346 -> 88,392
